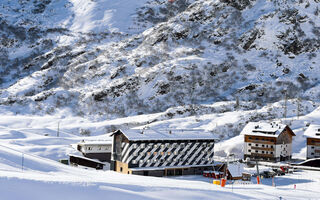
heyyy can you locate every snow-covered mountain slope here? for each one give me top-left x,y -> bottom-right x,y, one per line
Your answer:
1,0 -> 320,120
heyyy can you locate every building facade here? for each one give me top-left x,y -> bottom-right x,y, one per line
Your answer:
304,125 -> 320,159
241,122 -> 295,162
110,129 -> 217,177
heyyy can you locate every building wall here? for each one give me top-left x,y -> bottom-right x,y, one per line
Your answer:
244,135 -> 276,161
115,161 -> 132,174
275,143 -> 292,159
82,152 -> 111,162
307,138 -> 320,159
123,140 -> 215,168
79,144 -> 112,154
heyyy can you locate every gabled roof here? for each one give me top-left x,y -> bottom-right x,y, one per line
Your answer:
240,122 -> 293,138
228,163 -> 245,177
304,124 -> 320,139
111,128 -> 218,141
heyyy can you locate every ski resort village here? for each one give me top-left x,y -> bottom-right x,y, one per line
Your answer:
2,0 -> 320,199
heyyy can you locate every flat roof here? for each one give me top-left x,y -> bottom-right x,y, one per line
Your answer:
240,122 -> 288,138
304,124 -> 320,139
112,128 -> 218,141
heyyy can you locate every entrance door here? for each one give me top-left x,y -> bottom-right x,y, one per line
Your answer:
175,169 -> 182,176
166,169 -> 174,176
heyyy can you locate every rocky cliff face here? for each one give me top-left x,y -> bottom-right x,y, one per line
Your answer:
0,0 -> 319,120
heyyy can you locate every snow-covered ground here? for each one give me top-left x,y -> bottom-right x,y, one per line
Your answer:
0,105 -> 320,199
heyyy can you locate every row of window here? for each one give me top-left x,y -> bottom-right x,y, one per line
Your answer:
248,137 -> 275,142
131,157 -> 213,164
248,143 -> 274,148
132,150 -> 212,157
248,149 -> 273,154
131,143 -> 214,149
85,146 -> 110,151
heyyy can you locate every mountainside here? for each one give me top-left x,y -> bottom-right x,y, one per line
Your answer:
1,0 -> 320,121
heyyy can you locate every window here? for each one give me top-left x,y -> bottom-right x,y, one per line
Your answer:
256,144 -> 258,147
181,143 -> 185,148
174,151 -> 179,155
255,150 -> 258,153
147,152 -> 151,156
132,144 -> 138,149
271,145 -> 273,148
248,150 -> 251,152
161,144 -> 165,148
153,152 -> 157,156
161,152 -> 165,156
154,144 -> 158,148
262,145 -> 265,147
132,160 -> 137,164
140,152 -> 145,156
133,152 -> 138,156
167,152 -> 171,155
147,160 -> 151,163
141,143 -> 145,148
312,146 -> 315,149
120,167 -> 123,172
271,152 -> 273,154
139,160 -> 143,164
311,153 -> 314,155
248,143 -> 251,146
262,151 -> 265,154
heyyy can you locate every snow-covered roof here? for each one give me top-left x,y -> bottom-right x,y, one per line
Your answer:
112,129 -> 218,141
228,163 -> 245,177
304,124 -> 320,139
78,140 -> 112,146
240,122 -> 289,138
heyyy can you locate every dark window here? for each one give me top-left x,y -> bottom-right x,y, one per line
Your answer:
311,153 -> 314,155
271,152 -> 273,154
256,144 -> 258,147
255,150 -> 258,153
248,143 -> 251,146
120,167 -> 123,172
248,150 -> 251,152
262,151 -> 265,153
262,145 -> 265,147
311,146 -> 315,149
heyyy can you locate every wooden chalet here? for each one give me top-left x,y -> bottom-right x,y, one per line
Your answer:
241,122 -> 295,162
110,128 -> 218,177
304,125 -> 320,159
